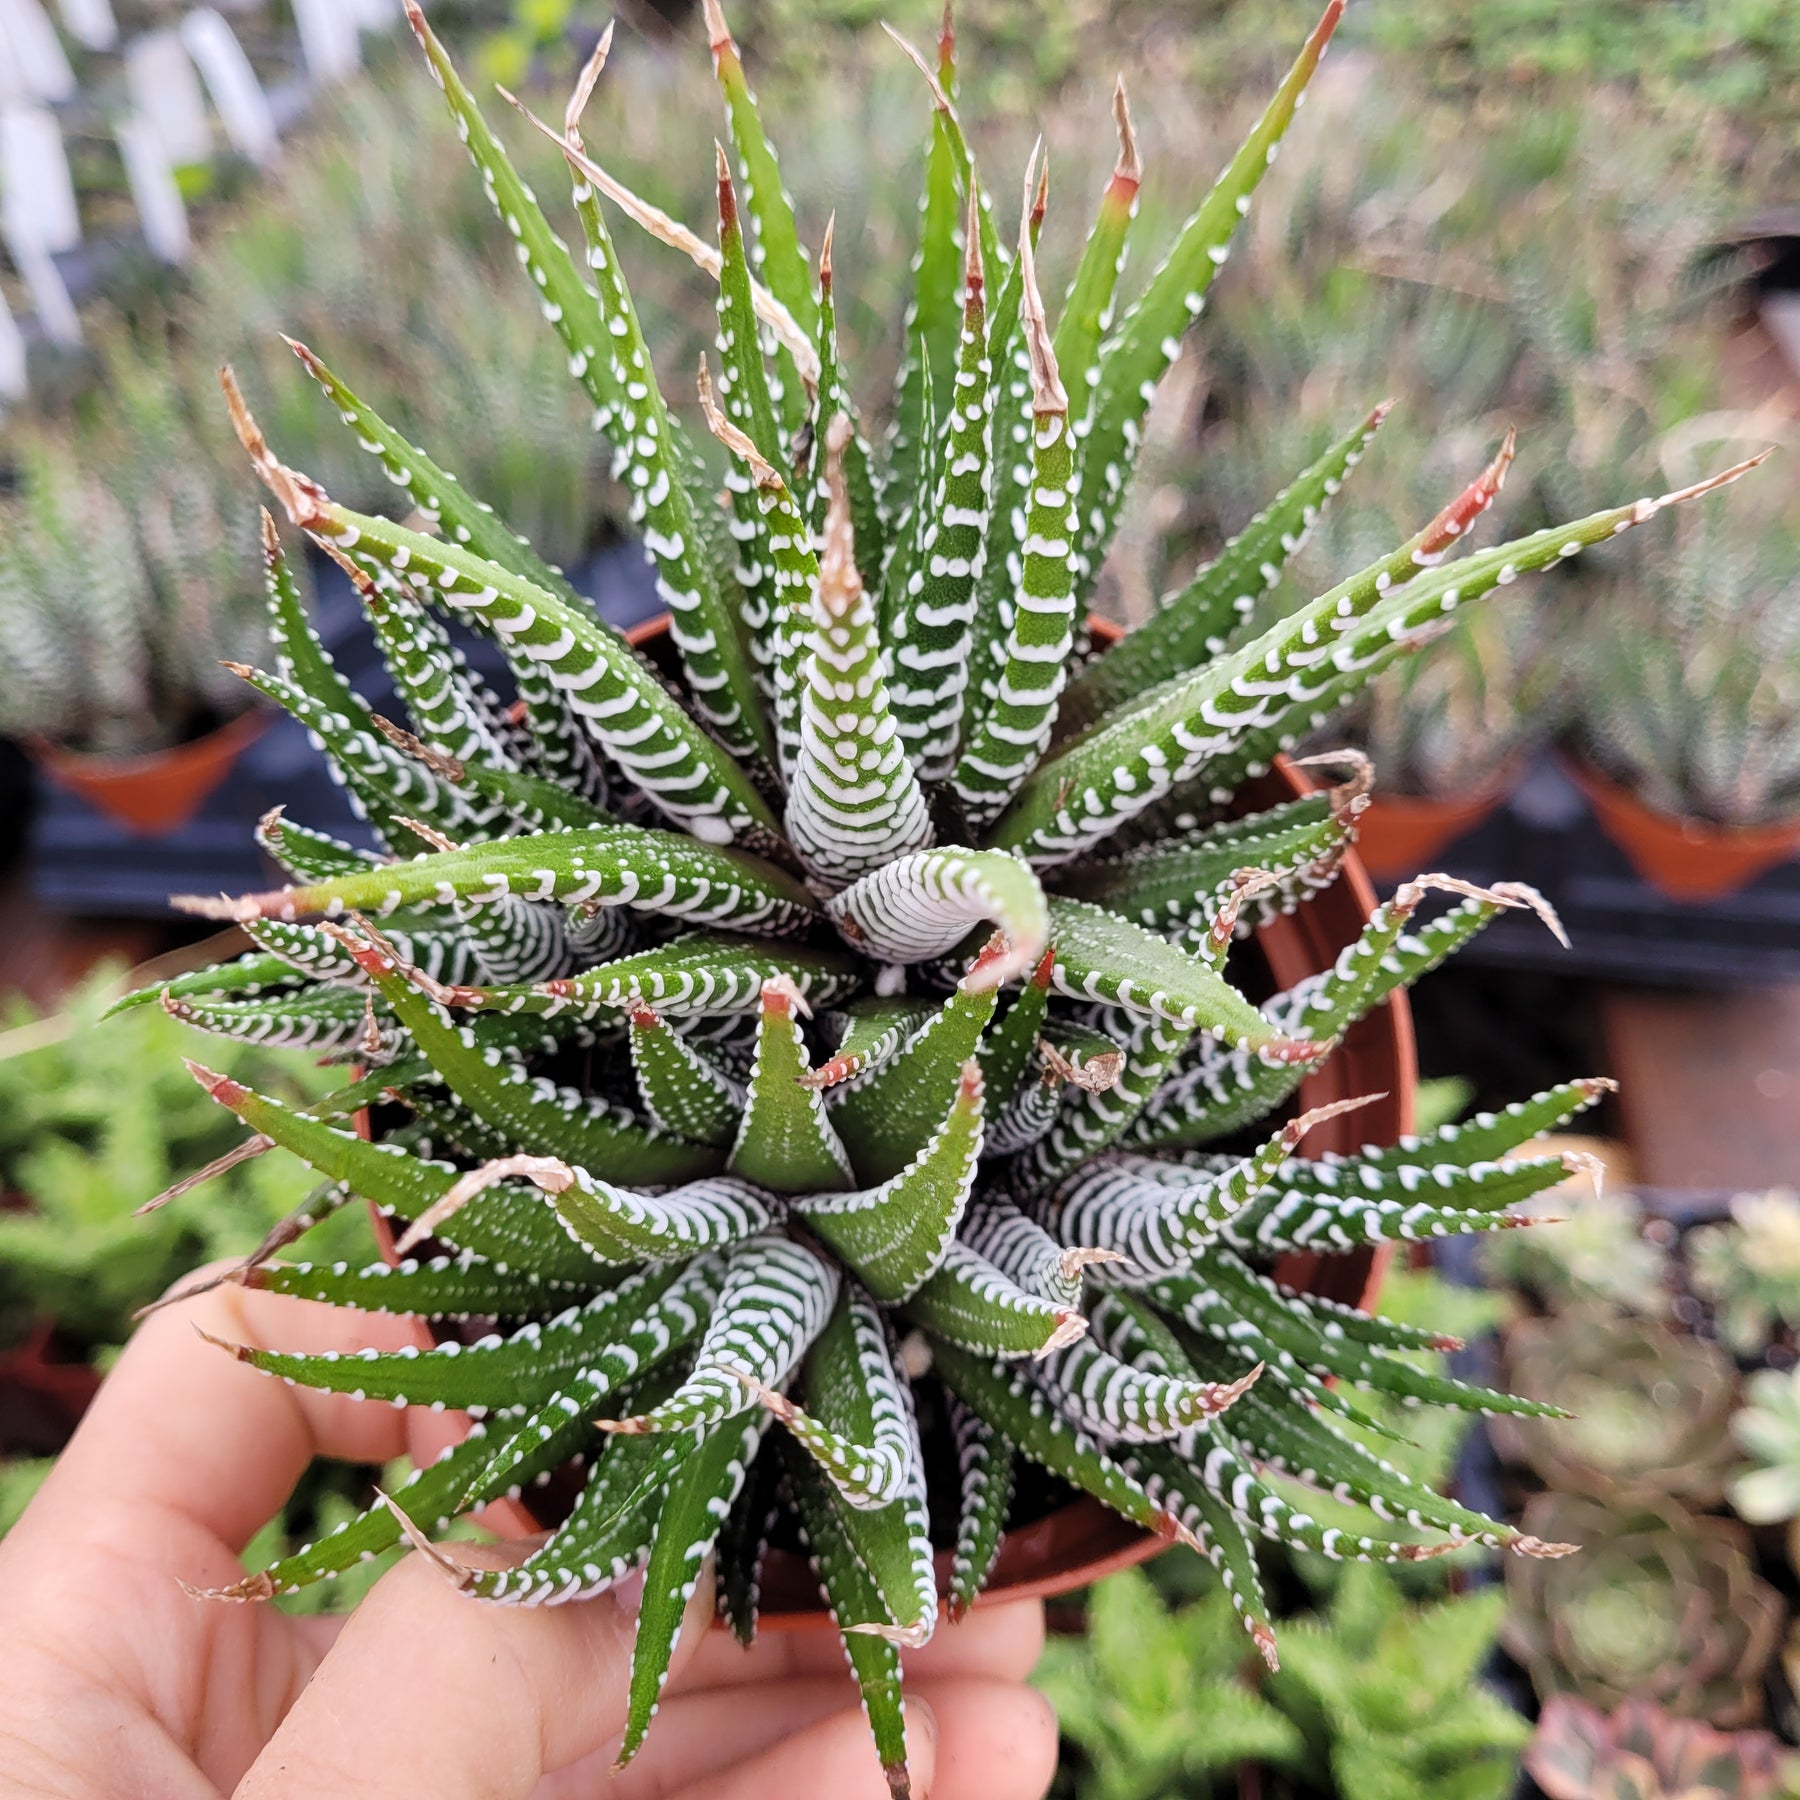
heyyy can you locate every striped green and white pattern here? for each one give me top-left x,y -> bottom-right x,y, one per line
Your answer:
131,3 -> 1766,1791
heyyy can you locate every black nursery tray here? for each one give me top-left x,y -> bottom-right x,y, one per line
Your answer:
25,542 -> 663,919
1373,756 -> 1800,988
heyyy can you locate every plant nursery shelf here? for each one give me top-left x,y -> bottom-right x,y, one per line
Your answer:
1372,756 -> 1800,987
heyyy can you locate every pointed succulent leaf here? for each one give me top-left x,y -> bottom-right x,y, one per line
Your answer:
727,978 -> 854,1192
829,981 -> 996,1186
1045,896 -> 1315,1055
929,1338 -> 1195,1551
1348,1077 -> 1614,1173
797,1061 -> 984,1302
182,1060 -> 601,1279
600,1235 -> 838,1436
950,190 -> 1078,824
811,234 -> 886,584
244,1251 -> 592,1320
473,1404 -> 698,1605
960,1197 -> 1115,1310
228,375 -> 781,849
458,932 -> 863,1023
161,987 -> 405,1061
787,422 -> 934,887
620,1414 -> 770,1765
902,1240 -> 1086,1360
1045,1102 -> 1345,1285
110,950 -> 303,1017
1053,80 -> 1141,427
257,513 -> 376,738
1059,404 -> 1389,733
885,21 -> 964,508
628,1004 -> 744,1147
328,927 -> 723,1185
1035,1333 -> 1260,1444
209,1424 -> 502,1602
887,208 -> 991,778
962,154 -> 1047,749
715,1430 -> 783,1644
784,1450 -> 913,1792
975,946 -> 1056,1112
705,0 -> 815,425
255,808 -> 383,884
827,852 -> 1048,984
1220,1151 -> 1572,1255
945,1394 -> 1014,1620
547,1170 -> 774,1266
1075,1 -> 1344,596
177,823 -> 815,938
225,660 -> 490,849
208,1260 -> 711,1413
1052,791 -> 1355,941
808,999 -> 936,1093
749,1286 -> 912,1509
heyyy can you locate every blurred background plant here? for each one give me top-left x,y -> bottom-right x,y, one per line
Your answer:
1504,1493 -> 1784,1729
1567,482 -> 1800,831
1525,1693 -> 1798,1800
0,960 -> 365,1358
1690,1190 -> 1800,1358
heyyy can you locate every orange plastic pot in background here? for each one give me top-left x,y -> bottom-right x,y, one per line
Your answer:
1563,755 -> 1800,904
31,708 -> 269,837
1354,762 -> 1522,885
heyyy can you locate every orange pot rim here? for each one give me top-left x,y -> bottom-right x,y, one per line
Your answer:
1561,752 -> 1800,902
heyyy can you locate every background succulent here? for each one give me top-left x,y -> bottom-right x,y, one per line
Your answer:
110,2 -> 1758,1787
1481,1176 -> 1672,1320
0,417 -> 263,753
0,963 -> 360,1358
1691,1190 -> 1800,1357
1569,482 -> 1800,830
1494,1309 -> 1741,1506
1038,1548 -> 1526,1800
1729,1366 -> 1800,1556
1505,1494 -> 1784,1728
1525,1694 -> 1797,1800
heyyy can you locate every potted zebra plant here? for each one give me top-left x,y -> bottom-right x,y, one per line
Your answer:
123,2 -> 1758,1791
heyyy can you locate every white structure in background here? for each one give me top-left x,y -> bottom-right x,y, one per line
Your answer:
0,289 -> 28,401
116,114 -> 191,262
0,102 -> 83,346
292,0 -> 364,83
181,10 -> 280,165
54,0 -> 117,51
0,0 -> 78,104
125,32 -> 214,167
0,0 -> 397,404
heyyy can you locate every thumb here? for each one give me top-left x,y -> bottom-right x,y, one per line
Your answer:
236,1543 -> 713,1800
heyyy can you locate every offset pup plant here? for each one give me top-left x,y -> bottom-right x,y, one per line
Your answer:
133,1 -> 1757,1788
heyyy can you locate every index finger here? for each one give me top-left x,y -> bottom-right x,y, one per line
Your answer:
17,1264 -> 443,1566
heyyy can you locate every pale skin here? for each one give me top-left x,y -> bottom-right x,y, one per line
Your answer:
0,1270 -> 1059,1799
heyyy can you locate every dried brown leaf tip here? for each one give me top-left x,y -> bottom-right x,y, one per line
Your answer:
1017,142 -> 1067,416
220,365 -> 330,530
565,20 -> 613,142
1110,76 -> 1140,191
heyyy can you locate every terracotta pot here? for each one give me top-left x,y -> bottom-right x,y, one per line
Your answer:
1354,762 -> 1521,884
31,707 -> 269,837
1562,754 -> 1800,904
370,611 -> 1417,1619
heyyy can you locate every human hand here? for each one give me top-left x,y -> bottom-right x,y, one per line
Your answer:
0,1269 -> 1058,1799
